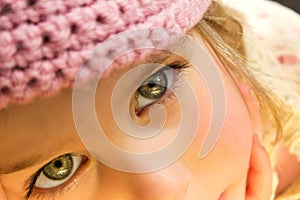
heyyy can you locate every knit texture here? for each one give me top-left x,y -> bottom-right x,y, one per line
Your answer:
0,0 -> 211,109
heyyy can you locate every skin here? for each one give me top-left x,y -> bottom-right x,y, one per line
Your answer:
0,35 -> 277,200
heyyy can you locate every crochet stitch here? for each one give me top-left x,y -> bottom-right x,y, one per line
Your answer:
0,0 -> 212,109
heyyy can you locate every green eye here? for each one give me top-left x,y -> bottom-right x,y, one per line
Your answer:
33,154 -> 84,190
135,67 -> 175,110
138,71 -> 168,99
42,154 -> 73,180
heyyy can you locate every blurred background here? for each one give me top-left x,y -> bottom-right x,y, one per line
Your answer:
272,0 -> 300,13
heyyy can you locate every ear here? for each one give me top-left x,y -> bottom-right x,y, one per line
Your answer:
239,85 -> 278,199
238,83 -> 264,139
246,135 -> 274,200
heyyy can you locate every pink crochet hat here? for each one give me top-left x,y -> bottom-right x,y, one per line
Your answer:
0,0 -> 212,109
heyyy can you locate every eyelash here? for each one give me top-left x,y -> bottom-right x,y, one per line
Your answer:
27,185 -> 66,200
24,61 -> 190,200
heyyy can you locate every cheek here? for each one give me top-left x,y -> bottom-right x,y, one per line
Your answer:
182,67 -> 253,190
215,88 -> 253,175
220,68 -> 253,169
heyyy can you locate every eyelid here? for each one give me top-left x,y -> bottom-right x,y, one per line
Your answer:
149,58 -> 190,75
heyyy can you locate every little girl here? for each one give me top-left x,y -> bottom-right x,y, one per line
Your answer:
0,0 -> 299,199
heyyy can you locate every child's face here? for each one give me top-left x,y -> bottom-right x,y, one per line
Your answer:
0,35 -> 261,200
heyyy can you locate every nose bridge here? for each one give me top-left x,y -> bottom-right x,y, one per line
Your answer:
129,161 -> 192,200
0,182 -> 8,200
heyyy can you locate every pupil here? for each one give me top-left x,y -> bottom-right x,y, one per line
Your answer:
54,160 -> 63,168
147,82 -> 156,88
137,71 -> 168,99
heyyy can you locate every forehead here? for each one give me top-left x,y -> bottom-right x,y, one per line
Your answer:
0,90 -> 79,170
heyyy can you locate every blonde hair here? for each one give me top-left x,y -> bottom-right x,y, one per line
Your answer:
191,0 -> 300,149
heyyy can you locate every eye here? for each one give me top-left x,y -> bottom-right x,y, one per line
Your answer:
135,67 -> 175,110
34,154 -> 84,189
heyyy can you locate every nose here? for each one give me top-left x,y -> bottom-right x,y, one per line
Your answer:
129,161 -> 192,200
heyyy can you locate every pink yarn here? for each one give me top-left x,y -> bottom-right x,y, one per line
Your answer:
0,0 -> 211,109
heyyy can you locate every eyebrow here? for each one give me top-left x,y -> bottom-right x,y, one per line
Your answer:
0,152 -> 56,175
104,50 -> 175,76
